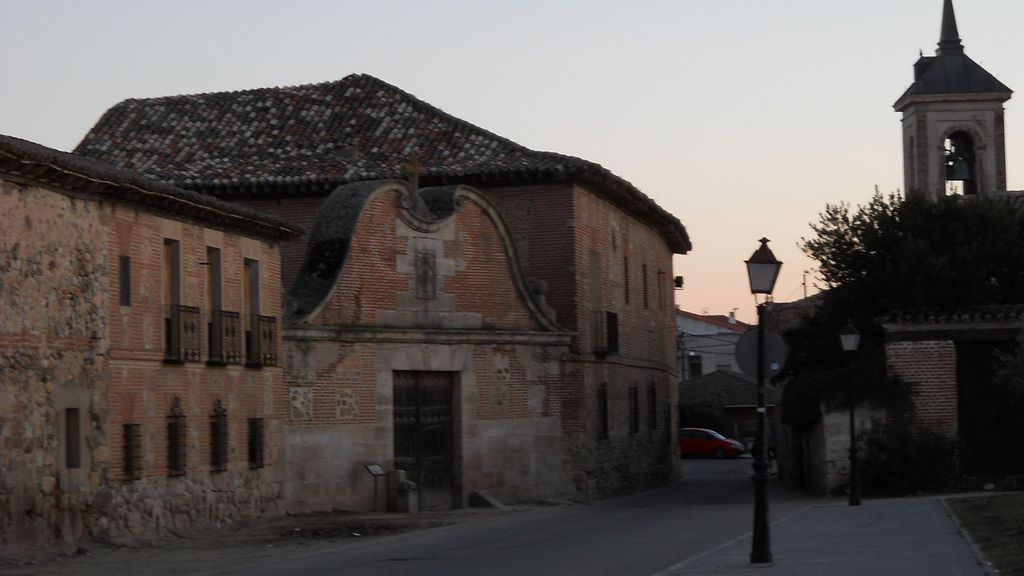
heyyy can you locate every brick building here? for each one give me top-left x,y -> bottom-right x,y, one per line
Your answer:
73,73 -> 691,508
283,181 -> 572,511
0,135 -> 301,548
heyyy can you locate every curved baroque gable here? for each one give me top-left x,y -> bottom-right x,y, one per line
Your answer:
287,180 -> 562,332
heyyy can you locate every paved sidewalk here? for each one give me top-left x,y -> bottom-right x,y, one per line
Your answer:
655,496 -> 994,576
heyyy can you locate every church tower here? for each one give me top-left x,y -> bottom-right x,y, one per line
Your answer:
895,0 -> 1012,200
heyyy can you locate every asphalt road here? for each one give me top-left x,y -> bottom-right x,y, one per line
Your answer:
4,458 -> 816,576
216,457 -> 805,576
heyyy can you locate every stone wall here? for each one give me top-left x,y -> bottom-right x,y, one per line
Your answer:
283,339 -> 568,512
0,180 -> 109,548
818,407 -> 885,494
0,179 -> 288,550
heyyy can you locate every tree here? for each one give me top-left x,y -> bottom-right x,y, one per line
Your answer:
781,192 -> 1024,430
994,333 -> 1024,400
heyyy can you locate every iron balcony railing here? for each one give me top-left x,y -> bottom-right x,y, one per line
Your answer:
164,305 -> 202,362
207,310 -> 242,365
245,314 -> 277,367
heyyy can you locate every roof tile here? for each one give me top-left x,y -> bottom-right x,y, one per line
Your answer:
74,74 -> 690,252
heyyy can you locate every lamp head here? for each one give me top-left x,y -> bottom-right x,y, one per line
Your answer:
745,237 -> 782,295
839,322 -> 860,352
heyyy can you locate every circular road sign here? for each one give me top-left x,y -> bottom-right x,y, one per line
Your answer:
735,327 -> 789,380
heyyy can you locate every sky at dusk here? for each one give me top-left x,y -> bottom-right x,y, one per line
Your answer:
3,0 -> 1024,322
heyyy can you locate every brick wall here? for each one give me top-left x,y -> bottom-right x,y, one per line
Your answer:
481,184 -> 578,329
485,182 -> 680,498
886,340 -> 958,436
0,178 -> 288,548
281,183 -> 575,510
312,187 -> 537,330
0,180 -> 108,548
274,179 -> 680,505
240,197 -> 325,295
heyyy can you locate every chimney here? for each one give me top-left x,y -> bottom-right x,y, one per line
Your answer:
728,311 -> 737,324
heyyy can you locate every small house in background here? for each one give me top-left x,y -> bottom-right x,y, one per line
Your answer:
0,135 -> 301,549
676,309 -> 749,382
680,369 -> 780,452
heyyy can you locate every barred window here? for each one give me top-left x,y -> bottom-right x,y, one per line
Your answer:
210,400 -> 228,473
167,398 -> 187,477
248,418 -> 265,470
123,423 -> 142,480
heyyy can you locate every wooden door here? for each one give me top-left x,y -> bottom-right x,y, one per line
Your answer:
393,371 -> 454,510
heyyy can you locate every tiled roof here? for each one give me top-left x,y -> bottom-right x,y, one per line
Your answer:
676,309 -> 749,332
894,52 -> 1011,109
894,1 -> 1010,110
0,134 -> 302,241
682,370 -> 780,408
881,304 -> 1024,326
74,74 -> 690,253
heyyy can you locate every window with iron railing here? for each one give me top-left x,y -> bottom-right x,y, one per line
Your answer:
245,315 -> 277,367
164,304 -> 202,362
207,310 -> 242,365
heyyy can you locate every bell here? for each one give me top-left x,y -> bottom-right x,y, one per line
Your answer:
947,157 -> 973,181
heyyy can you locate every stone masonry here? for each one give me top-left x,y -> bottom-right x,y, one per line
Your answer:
0,138 -> 300,551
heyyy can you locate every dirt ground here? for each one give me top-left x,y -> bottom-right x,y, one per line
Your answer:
0,506 -> 526,575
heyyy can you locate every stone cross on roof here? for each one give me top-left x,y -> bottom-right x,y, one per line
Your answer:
404,154 -> 426,193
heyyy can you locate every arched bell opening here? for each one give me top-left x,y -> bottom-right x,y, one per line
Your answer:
944,131 -> 977,195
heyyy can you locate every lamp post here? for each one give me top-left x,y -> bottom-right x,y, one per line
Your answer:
744,237 -> 782,564
839,322 -> 862,506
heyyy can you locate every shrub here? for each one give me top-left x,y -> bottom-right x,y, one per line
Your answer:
860,422 -> 960,495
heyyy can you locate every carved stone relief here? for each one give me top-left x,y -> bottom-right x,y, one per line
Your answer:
289,387 -> 313,421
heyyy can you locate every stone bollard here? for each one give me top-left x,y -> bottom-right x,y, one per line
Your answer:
397,480 -> 419,514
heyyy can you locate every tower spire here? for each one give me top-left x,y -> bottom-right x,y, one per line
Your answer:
938,0 -> 963,53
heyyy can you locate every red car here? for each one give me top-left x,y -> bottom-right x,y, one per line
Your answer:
679,428 -> 745,458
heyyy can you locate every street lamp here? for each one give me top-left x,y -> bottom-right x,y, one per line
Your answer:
839,322 -> 862,506
744,237 -> 782,564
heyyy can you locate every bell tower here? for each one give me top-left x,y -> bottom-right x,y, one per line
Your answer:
894,0 -> 1012,200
